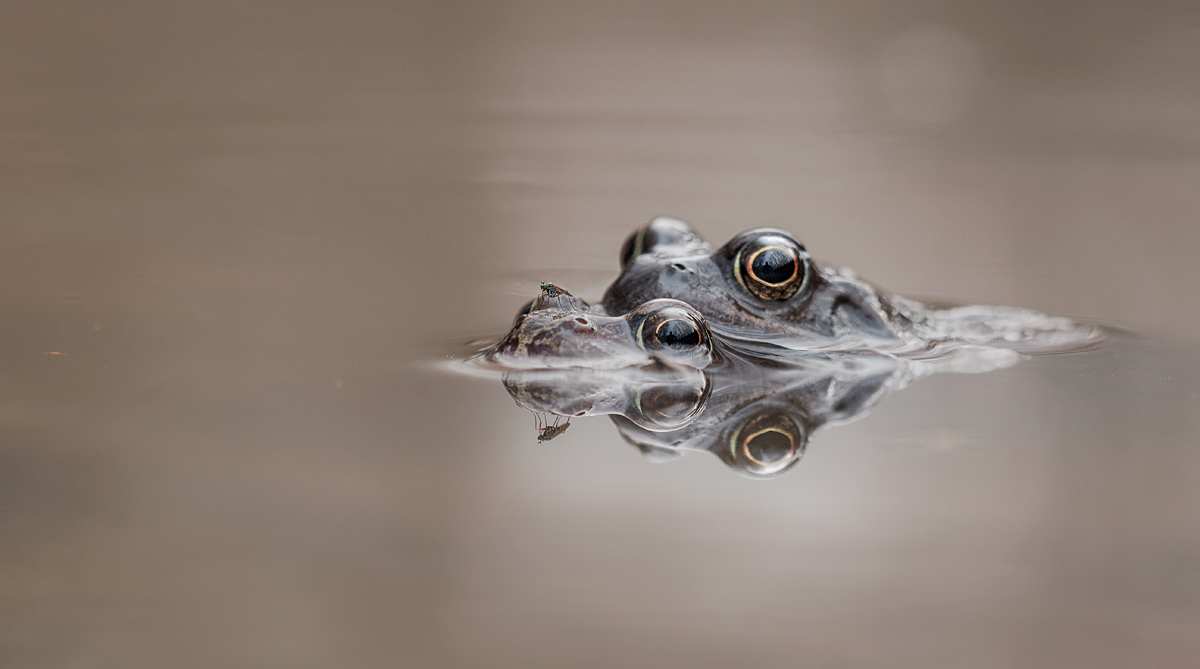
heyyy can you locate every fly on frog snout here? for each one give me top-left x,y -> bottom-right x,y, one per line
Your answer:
540,282 -> 570,298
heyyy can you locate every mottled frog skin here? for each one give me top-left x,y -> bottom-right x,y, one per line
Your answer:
484,285 -> 715,372
465,217 -> 1101,478
479,284 -> 1017,478
603,217 -> 1098,352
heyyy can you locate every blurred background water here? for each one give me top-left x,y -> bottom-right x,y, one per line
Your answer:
1,1 -> 1199,667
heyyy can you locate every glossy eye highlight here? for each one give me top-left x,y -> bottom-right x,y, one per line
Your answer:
627,299 -> 714,367
654,318 -> 702,350
634,304 -> 708,353
726,412 -> 805,477
734,234 -> 808,301
749,246 -> 797,285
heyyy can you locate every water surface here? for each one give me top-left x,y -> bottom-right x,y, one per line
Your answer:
2,1 -> 1199,667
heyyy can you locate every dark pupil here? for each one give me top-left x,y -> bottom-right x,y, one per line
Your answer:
745,430 -> 792,464
751,247 -> 796,285
655,319 -> 701,350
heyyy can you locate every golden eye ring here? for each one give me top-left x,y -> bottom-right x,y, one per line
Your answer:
745,245 -> 799,287
733,236 -> 807,301
726,412 -> 805,477
739,426 -> 796,466
631,301 -> 712,358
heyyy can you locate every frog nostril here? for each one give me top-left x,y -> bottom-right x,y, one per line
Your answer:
568,316 -> 595,333
671,263 -> 686,271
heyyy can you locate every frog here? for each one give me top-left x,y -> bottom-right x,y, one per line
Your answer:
482,283 -> 716,372
468,218 -> 1100,476
602,216 -> 1100,353
478,284 -> 1019,477
478,287 -> 719,445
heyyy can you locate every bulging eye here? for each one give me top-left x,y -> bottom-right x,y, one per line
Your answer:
619,228 -> 644,270
725,412 -> 805,478
512,298 -> 535,326
618,217 -> 703,270
631,300 -> 711,356
734,234 -> 808,301
653,318 -> 701,350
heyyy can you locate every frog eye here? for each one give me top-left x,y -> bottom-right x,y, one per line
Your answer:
651,318 -> 702,349
632,301 -> 710,354
618,228 -> 645,270
619,217 -> 703,270
629,379 -> 710,430
512,298 -> 535,326
734,234 -> 809,301
725,412 -> 805,478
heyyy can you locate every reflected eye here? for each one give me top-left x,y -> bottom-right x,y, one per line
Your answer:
630,379 -> 710,430
742,425 -> 794,466
734,235 -> 808,301
726,412 -> 805,477
637,385 -> 702,420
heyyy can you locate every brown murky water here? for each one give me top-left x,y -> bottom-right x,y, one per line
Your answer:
2,2 -> 1199,667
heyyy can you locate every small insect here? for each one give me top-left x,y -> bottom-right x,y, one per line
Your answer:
538,422 -> 570,443
540,282 -> 571,298
533,411 -> 571,443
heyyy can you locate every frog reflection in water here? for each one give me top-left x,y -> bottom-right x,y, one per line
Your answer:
504,350 -> 909,478
482,283 -> 1038,477
473,218 -> 1099,477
